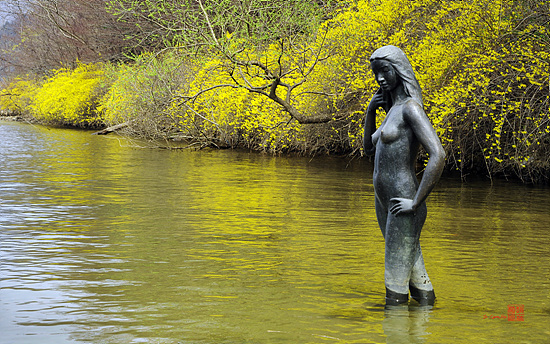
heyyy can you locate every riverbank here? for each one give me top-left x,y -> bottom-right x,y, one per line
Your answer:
1,111 -> 26,122
1,1 -> 548,183
1,117 -> 547,185
1,110 -> 41,125
0,115 -> 21,121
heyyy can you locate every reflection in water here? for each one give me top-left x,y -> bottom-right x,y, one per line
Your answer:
1,121 -> 549,344
383,305 -> 431,344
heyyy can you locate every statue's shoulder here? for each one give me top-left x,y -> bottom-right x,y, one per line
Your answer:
402,98 -> 424,116
402,98 -> 422,110
402,98 -> 429,126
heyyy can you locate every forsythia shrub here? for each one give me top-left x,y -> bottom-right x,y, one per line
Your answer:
107,0 -> 549,180
1,64 -> 105,127
312,0 -> 549,181
31,63 -> 105,127
168,47 -> 309,151
0,77 -> 40,113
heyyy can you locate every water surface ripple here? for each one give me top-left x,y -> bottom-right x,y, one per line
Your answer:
1,122 -> 549,343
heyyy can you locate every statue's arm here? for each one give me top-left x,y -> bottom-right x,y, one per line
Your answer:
363,89 -> 385,156
405,100 -> 445,210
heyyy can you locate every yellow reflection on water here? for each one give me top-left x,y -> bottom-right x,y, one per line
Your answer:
1,122 -> 549,344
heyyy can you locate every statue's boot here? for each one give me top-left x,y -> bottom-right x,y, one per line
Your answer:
385,287 -> 409,306
409,284 -> 436,306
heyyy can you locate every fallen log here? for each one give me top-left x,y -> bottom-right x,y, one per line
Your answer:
92,122 -> 129,135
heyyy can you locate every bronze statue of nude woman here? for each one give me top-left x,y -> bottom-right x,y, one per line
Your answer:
363,45 -> 445,306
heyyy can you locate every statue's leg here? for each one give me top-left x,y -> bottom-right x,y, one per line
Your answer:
374,196 -> 387,238
409,247 -> 435,305
384,211 -> 418,305
409,204 -> 436,305
375,197 -> 408,305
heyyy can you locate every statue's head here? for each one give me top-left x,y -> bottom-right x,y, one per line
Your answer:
370,45 -> 423,107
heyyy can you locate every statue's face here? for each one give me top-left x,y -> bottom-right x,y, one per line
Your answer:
371,59 -> 398,92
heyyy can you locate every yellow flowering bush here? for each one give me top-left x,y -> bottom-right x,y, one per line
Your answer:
103,0 -> 548,181
309,0 -> 549,181
1,63 -> 104,127
168,46 -> 311,151
31,63 -> 105,127
3,0 -> 548,181
0,77 -> 40,113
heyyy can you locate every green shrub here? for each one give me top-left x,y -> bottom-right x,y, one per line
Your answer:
100,51 -> 193,139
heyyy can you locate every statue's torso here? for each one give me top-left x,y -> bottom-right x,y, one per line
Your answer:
372,102 -> 420,206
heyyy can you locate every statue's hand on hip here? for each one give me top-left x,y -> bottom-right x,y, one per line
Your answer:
389,198 -> 415,216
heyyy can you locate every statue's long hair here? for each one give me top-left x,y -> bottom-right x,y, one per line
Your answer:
370,45 -> 423,109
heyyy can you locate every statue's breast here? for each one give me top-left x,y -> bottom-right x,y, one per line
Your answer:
375,108 -> 403,145
380,122 -> 400,144
372,127 -> 381,146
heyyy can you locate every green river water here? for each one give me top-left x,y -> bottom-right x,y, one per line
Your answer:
0,121 -> 549,343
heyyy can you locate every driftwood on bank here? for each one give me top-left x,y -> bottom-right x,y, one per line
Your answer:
92,122 -> 129,135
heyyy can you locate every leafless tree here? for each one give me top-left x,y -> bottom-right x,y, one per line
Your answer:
0,0 -> 131,77
108,0 -> 342,124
